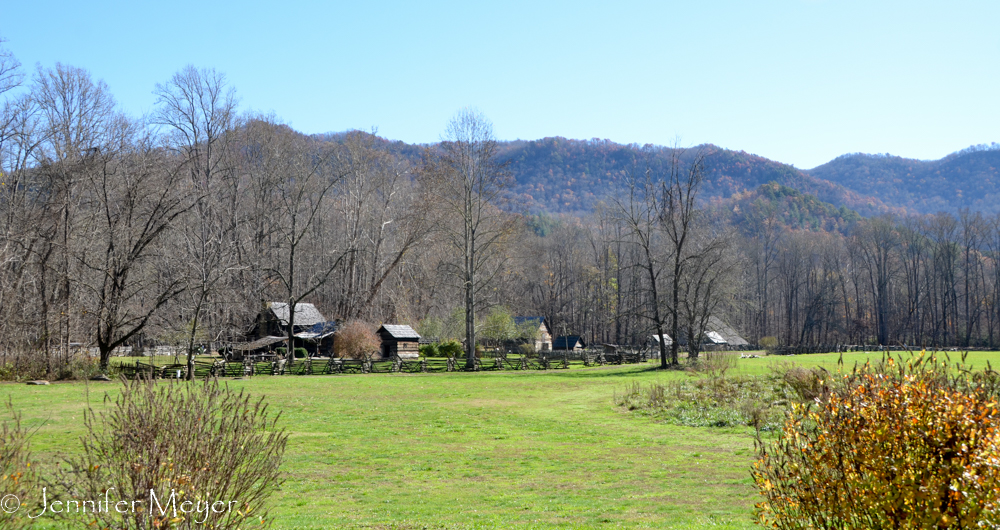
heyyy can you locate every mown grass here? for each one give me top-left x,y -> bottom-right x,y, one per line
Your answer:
5,349 -> 1000,529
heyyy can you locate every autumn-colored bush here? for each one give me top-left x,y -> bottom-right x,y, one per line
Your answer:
0,402 -> 38,530
334,320 -> 380,360
65,378 -> 287,530
753,353 -> 1000,529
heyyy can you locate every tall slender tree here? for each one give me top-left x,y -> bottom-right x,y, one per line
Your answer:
433,109 -> 513,368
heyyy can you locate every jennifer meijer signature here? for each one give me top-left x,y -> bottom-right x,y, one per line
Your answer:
2,488 -> 239,523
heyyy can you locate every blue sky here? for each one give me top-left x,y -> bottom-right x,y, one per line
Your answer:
1,0 -> 996,168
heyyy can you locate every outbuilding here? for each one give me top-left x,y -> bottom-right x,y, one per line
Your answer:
513,316 -> 553,351
377,324 -> 421,359
553,335 -> 586,351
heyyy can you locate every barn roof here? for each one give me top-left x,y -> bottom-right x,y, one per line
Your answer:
650,334 -> 673,345
707,316 -> 748,346
267,302 -> 326,327
232,335 -> 286,352
553,335 -> 585,349
378,324 -> 421,340
705,331 -> 727,344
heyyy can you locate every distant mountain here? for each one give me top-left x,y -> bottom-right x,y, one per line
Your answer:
806,144 -> 1000,214
498,138 -> 897,217
324,131 -> 1000,218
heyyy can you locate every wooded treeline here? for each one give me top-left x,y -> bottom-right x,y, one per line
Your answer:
2,45 -> 999,377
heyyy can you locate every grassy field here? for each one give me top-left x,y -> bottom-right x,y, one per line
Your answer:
5,349 -> 1000,529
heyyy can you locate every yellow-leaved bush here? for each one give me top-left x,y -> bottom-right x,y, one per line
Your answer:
753,353 -> 1000,529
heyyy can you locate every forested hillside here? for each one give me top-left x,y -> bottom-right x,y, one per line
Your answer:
494,138 -> 897,217
714,182 -> 862,234
807,144 -> 1000,213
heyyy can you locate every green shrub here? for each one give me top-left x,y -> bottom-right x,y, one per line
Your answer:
419,343 -> 439,357
753,353 -> 1000,528
65,378 -> 287,530
56,355 -> 103,380
759,336 -> 779,354
437,340 -> 463,358
273,347 -> 308,359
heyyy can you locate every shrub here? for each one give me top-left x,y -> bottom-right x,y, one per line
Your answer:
0,353 -> 47,382
781,366 -> 827,401
56,355 -> 103,380
334,320 -> 380,360
0,402 -> 38,530
518,343 -> 536,357
64,378 -> 287,530
700,351 -> 738,378
273,347 -> 309,359
759,336 -> 778,354
437,340 -> 463,359
419,343 -> 439,357
616,374 -> 792,430
753,353 -> 1000,528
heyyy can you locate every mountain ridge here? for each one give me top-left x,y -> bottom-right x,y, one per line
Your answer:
319,130 -> 996,217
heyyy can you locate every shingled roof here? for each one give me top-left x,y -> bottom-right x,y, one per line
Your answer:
707,316 -> 748,346
378,324 -> 421,340
267,302 -> 325,327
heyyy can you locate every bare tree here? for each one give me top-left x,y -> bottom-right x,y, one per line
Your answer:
678,224 -> 734,360
31,63 -> 120,371
244,119 -> 350,362
607,154 -> 671,367
33,63 -> 117,163
850,215 -> 898,346
77,121 -> 195,370
331,131 -> 431,321
658,148 -> 709,366
0,37 -> 22,97
153,65 -> 239,378
431,109 -> 514,368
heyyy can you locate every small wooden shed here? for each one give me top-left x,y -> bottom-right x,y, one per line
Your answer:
378,324 -> 421,359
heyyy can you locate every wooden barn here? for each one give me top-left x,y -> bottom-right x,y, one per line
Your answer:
378,324 -> 421,359
245,302 -> 336,357
249,302 -> 326,339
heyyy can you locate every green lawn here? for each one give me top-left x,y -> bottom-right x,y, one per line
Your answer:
6,350 -> 1000,529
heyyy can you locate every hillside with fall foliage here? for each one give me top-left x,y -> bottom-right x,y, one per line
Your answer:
806,144 -> 1000,214
496,138 -> 897,217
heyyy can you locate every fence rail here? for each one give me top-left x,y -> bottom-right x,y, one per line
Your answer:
112,349 -> 655,380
